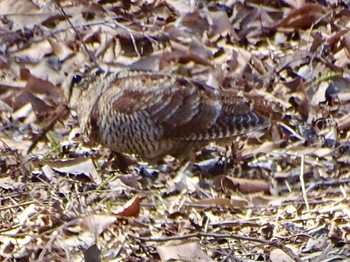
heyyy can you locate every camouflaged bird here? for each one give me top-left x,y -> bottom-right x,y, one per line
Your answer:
67,69 -> 269,162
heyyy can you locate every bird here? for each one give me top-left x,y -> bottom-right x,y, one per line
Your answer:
67,68 -> 269,163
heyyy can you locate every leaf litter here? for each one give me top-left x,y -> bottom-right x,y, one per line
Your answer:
1,0 -> 350,261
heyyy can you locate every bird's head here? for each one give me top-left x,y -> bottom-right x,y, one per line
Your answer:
65,67 -> 104,110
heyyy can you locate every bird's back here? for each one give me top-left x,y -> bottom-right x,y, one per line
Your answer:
70,70 -> 269,161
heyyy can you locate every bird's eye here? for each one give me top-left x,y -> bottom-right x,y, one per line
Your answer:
95,69 -> 104,76
72,74 -> 83,85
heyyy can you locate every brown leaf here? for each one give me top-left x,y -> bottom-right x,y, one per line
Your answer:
112,195 -> 141,217
209,10 -> 234,36
20,90 -> 55,117
213,175 -> 270,194
181,10 -> 209,36
41,14 -> 65,29
277,4 -> 326,31
25,74 -> 62,100
119,175 -> 142,190
327,30 -> 348,52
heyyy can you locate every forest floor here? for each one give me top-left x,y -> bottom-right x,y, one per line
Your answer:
1,0 -> 350,261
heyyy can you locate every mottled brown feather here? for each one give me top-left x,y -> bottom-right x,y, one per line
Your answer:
68,69 -> 269,161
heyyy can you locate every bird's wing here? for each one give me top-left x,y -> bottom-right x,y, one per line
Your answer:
109,73 -> 268,141
185,90 -> 270,140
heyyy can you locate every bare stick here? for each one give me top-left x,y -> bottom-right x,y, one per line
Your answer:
54,0 -> 102,70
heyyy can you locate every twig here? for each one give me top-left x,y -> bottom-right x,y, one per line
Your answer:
56,1 -> 141,62
306,178 -> 350,193
27,103 -> 69,154
0,200 -> 36,212
54,0 -> 102,70
300,153 -> 309,210
278,122 -> 305,141
220,249 -> 234,262
111,21 -> 141,58
130,232 -> 268,243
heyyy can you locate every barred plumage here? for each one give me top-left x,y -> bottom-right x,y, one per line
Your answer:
67,69 -> 269,161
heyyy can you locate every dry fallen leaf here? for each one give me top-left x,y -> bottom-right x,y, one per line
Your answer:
42,157 -> 102,185
213,175 -> 270,194
112,194 -> 141,217
277,4 -> 326,31
270,248 -> 294,262
0,176 -> 25,190
82,214 -> 117,236
157,241 -> 211,262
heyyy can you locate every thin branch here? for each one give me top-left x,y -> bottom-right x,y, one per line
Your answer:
54,0 -> 102,70
278,122 -> 305,141
27,103 -> 69,154
306,178 -> 350,193
300,153 -> 309,210
131,232 -> 264,243
112,21 -> 141,58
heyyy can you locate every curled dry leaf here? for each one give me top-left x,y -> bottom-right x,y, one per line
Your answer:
42,157 -> 102,185
277,4 -> 326,31
213,175 -> 270,194
112,194 -> 141,217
